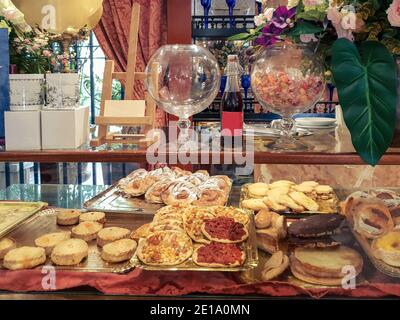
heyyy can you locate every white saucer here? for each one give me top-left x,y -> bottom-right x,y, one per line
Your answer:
295,117 -> 337,127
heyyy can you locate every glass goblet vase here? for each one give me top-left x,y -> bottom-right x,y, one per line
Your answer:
145,45 -> 221,151
251,42 -> 325,151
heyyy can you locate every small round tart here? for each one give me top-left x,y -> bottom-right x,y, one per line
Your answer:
0,238 -> 17,260
35,232 -> 71,255
56,209 -> 81,226
192,243 -> 245,268
211,206 -> 250,226
201,216 -> 249,244
79,211 -> 106,224
3,246 -> 46,270
183,207 -> 215,244
372,231 -> 400,267
51,239 -> 89,266
97,227 -> 131,247
101,239 -> 137,263
137,231 -> 193,266
72,221 -> 103,242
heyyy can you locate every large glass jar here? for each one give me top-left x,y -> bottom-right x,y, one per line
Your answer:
251,42 -> 325,150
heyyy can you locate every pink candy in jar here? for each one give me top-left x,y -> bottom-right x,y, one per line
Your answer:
252,71 -> 324,113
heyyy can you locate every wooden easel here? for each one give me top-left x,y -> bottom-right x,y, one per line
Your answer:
91,3 -> 158,147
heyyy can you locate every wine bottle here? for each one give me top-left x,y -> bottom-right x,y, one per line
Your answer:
220,55 -> 244,138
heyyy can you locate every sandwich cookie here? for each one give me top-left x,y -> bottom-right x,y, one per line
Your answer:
101,239 -> 137,263
0,238 -> 17,260
3,247 -> 46,270
51,239 -> 89,266
97,227 -> 131,247
56,209 -> 81,226
72,221 -> 103,242
35,231 -> 71,255
79,211 -> 106,224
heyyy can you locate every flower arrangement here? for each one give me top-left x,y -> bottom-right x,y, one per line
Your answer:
0,0 -> 88,74
232,0 -> 400,166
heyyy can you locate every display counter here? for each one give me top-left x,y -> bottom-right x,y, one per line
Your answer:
0,184 -> 400,300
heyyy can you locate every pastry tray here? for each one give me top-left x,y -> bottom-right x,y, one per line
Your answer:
83,184 -> 164,215
129,209 -> 259,272
350,228 -> 400,278
84,183 -> 234,215
0,201 -> 47,239
240,184 -> 339,219
1,208 -> 153,274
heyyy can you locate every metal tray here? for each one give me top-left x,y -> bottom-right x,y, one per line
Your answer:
130,209 -> 259,272
350,228 -> 400,278
1,208 -> 153,274
84,182 -> 234,215
240,183 -> 339,219
83,184 -> 163,215
0,201 -> 47,239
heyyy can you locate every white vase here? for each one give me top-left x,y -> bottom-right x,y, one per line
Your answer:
9,74 -> 44,111
45,73 -> 80,110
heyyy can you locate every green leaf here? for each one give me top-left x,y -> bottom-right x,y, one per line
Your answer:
331,38 -> 398,166
228,32 -> 253,41
286,21 -> 323,37
296,9 -> 326,22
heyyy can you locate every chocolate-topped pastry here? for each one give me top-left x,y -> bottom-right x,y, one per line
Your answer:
288,235 -> 341,248
288,214 -> 344,238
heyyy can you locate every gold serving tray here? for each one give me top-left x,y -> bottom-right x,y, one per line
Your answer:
1,209 -> 153,274
0,201 -> 47,239
130,209 -> 259,272
83,184 -> 163,215
240,183 -> 339,218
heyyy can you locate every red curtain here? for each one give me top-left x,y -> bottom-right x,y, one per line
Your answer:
94,0 -> 167,126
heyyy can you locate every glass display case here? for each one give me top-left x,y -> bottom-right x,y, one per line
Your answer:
1,0 -> 400,302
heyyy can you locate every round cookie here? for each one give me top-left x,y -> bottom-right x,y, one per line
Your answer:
72,221 -> 103,242
51,239 -> 89,266
0,238 -> 17,260
56,209 -> 81,226
101,239 -> 137,263
3,246 -> 46,270
35,232 -> 71,256
97,227 -> 131,247
79,212 -> 106,224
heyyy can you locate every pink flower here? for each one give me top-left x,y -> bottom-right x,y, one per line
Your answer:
300,34 -> 318,43
3,9 -> 17,20
327,7 -> 354,41
387,0 -> 400,27
303,0 -> 324,6
42,50 -> 52,57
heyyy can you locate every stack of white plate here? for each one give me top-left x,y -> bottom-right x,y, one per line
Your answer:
295,117 -> 337,133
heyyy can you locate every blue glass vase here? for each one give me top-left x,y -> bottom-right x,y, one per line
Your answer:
220,75 -> 227,95
241,74 -> 251,99
225,0 -> 236,27
0,28 -> 10,137
256,1 -> 262,14
200,0 -> 212,29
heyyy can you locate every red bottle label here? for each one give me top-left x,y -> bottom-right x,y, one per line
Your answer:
221,111 -> 243,137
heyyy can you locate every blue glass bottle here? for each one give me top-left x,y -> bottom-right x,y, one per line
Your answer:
200,0 -> 212,29
225,0 -> 236,28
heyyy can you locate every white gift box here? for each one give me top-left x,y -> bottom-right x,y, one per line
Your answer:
5,111 -> 42,150
41,106 -> 89,149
